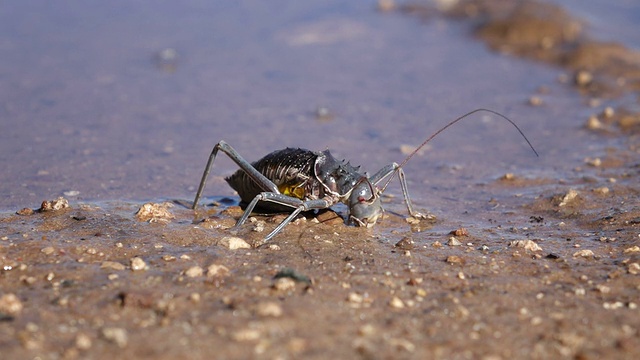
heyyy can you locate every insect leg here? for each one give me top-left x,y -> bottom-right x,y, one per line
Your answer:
192,140 -> 279,209
235,193 -> 332,241
370,163 -> 427,219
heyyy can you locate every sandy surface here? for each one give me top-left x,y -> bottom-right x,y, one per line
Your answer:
1,0 -> 639,359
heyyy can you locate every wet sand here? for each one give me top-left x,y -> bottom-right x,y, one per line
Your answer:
1,0 -> 639,359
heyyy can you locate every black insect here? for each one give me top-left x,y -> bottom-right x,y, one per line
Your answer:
192,109 -> 538,242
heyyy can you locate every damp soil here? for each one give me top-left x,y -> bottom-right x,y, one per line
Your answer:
1,0 -> 640,359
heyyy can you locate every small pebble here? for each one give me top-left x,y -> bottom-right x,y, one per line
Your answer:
185,266 -> 204,278
130,257 -> 148,271
75,333 -> 92,350
41,246 -> 55,255
575,70 -> 593,86
509,240 -> 542,252
558,189 -> 578,207
231,328 -> 261,342
446,255 -> 465,265
273,277 -> 296,291
255,301 -> 283,317
101,327 -> 128,348
449,228 -> 469,237
39,197 -> 70,212
389,296 -> 405,309
593,187 -> 609,195
628,263 -> 640,275
207,264 -> 230,277
585,115 -> 603,130
0,293 -> 23,315
573,249 -> 594,258
347,292 -> 364,304
219,236 -> 251,250
528,96 -> 543,106
135,202 -> 175,223
585,157 -> 601,167
447,237 -> 462,246
623,246 -> 640,253
16,208 -> 33,216
100,261 -> 126,270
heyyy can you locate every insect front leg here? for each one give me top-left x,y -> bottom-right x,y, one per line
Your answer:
237,194 -> 333,242
369,163 -> 429,219
192,140 -> 279,209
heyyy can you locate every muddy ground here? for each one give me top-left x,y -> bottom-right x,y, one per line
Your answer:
1,0 -> 640,359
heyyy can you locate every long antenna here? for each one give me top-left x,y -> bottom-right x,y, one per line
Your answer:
380,108 -> 539,193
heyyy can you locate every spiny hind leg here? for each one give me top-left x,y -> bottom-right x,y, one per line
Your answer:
192,140 -> 279,209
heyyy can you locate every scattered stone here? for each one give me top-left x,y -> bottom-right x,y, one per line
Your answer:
573,249 -> 594,258
101,327 -> 128,348
446,255 -> 465,265
267,244 -> 281,251
449,228 -> 469,237
585,157 -> 601,167
130,257 -> 148,271
528,95 -> 543,106
75,333 -> 92,350
41,246 -> 55,255
39,197 -> 69,212
231,328 -> 261,342
623,246 -> 640,254
207,264 -> 230,277
558,189 -> 578,207
347,292 -> 364,305
389,296 -> 405,309
219,236 -> 251,250
575,70 -> 593,87
255,301 -> 283,317
585,115 -> 603,130
388,338 -> 415,352
377,0 -> 396,12
628,263 -> 640,275
500,173 -> 515,181
100,261 -> 126,271
16,208 -> 33,216
135,202 -> 175,223
509,239 -> 543,252
273,277 -> 297,292
394,237 -> 414,250
447,237 -> 462,246
185,266 -> 204,278
0,293 -> 23,315
602,106 -> 615,118
162,255 -> 176,261
405,216 -> 421,225
593,187 -> 609,195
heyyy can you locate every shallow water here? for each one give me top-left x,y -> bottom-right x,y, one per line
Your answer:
0,0 -> 629,212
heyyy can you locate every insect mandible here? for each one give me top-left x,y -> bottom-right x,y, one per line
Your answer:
192,109 -> 538,242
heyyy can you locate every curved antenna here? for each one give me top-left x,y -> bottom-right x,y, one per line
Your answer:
380,108 -> 539,193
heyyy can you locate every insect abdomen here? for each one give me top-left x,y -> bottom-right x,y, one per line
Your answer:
225,148 -> 320,209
